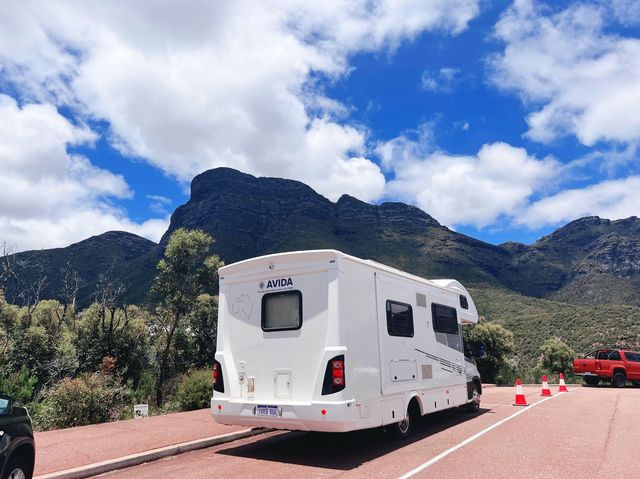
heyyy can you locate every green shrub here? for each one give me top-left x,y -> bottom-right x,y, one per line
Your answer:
175,369 -> 213,411
0,366 -> 38,404
35,373 -> 131,430
538,337 -> 575,375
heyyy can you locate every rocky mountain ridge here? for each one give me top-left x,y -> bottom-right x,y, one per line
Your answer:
3,168 -> 640,307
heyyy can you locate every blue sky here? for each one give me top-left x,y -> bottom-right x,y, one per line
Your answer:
1,0 -> 639,251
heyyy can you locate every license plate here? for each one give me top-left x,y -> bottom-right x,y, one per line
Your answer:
256,405 -> 280,417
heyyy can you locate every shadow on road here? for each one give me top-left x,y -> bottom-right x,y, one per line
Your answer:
217,407 -> 489,471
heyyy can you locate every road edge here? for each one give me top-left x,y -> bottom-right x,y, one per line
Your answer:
35,427 -> 270,479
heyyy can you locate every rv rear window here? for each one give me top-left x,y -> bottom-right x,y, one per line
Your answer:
261,290 -> 302,331
386,300 -> 414,337
431,304 -> 458,335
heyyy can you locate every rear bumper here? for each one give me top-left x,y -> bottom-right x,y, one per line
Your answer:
211,397 -> 361,432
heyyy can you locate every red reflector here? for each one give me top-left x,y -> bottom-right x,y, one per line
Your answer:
321,409 -> 326,415
213,364 -> 218,384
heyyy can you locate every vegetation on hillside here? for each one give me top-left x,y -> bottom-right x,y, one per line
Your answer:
470,287 -> 640,380
0,229 -> 221,430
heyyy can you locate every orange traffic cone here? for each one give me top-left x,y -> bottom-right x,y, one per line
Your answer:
514,378 -> 528,406
541,375 -> 552,396
558,373 -> 568,392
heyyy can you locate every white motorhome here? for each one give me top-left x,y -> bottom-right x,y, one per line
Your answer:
211,250 -> 483,438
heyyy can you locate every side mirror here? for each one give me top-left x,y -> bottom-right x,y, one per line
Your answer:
465,342 -> 486,359
0,395 -> 12,416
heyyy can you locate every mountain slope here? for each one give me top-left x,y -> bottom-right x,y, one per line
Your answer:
3,168 -> 640,312
162,167 -> 512,287
4,231 -> 159,306
501,216 -> 640,305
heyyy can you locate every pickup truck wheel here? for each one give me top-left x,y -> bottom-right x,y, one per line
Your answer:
612,371 -> 626,388
584,376 -> 599,386
2,455 -> 29,479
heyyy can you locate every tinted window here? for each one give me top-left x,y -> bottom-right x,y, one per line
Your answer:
432,304 -> 459,335
608,350 -> 621,361
459,295 -> 469,310
625,352 -> 640,362
0,397 -> 9,415
386,300 -> 414,337
261,290 -> 302,331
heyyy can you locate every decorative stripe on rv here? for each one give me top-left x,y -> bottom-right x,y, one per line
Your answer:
414,348 -> 463,374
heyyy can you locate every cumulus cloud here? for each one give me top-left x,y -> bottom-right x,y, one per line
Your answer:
0,95 -> 167,251
519,176 -> 640,228
490,0 -> 640,146
0,0 -> 480,204
377,127 -> 560,227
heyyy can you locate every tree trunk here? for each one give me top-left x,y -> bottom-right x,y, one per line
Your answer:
156,312 -> 180,406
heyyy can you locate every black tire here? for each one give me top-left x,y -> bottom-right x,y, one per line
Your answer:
612,371 -> 626,388
584,376 -> 600,386
632,382 -> 640,388
2,454 -> 31,479
465,383 -> 481,413
389,400 -> 419,440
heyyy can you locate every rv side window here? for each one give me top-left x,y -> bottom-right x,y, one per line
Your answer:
386,300 -> 414,337
261,290 -> 302,331
459,295 -> 469,310
431,304 -> 458,334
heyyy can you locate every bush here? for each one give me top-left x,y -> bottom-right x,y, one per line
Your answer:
538,337 -> 575,375
35,373 -> 131,430
0,366 -> 37,404
464,319 -> 516,383
175,369 -> 213,411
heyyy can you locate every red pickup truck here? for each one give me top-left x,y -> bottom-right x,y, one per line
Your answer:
573,349 -> 640,387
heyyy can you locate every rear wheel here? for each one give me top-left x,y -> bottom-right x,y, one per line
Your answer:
584,376 -> 600,386
389,400 -> 419,440
612,371 -> 626,388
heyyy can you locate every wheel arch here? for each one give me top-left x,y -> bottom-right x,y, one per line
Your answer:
404,392 -> 424,416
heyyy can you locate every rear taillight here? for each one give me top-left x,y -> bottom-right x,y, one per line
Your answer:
213,360 -> 224,393
322,355 -> 345,395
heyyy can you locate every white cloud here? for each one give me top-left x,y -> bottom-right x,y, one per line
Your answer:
421,67 -> 459,92
519,176 -> 640,228
490,0 -> 640,146
0,95 -> 167,251
0,0 -> 480,205
378,128 -> 560,227
611,0 -> 640,26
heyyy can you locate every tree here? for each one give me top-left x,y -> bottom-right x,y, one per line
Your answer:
463,318 -> 516,383
151,229 -> 223,405
538,337 -> 575,375
60,262 -> 83,322
186,294 -> 219,369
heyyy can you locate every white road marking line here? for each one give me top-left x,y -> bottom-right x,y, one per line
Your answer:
397,391 -> 569,479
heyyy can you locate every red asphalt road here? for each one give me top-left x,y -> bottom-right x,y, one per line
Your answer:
95,385 -> 639,479
34,408 -> 244,476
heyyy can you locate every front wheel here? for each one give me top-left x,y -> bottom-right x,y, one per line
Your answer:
612,371 -> 626,388
465,384 -> 481,413
2,455 -> 30,479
